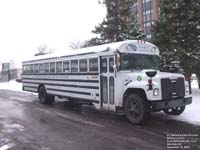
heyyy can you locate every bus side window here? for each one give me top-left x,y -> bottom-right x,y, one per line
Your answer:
63,61 -> 70,72
30,64 -> 34,73
50,62 -> 55,73
44,63 -> 50,73
89,58 -> 98,72
39,64 -> 44,73
71,60 -> 78,72
32,64 -> 35,73
35,64 -> 39,73
23,65 -> 26,73
109,58 -> 114,73
79,59 -> 87,72
56,61 -> 62,73
102,58 -> 107,73
27,65 -> 30,73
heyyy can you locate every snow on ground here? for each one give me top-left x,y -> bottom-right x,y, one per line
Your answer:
191,79 -> 199,89
170,80 -> 200,125
0,80 -> 22,92
0,80 -> 199,125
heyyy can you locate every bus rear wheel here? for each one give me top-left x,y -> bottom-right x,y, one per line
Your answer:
38,86 -> 55,105
124,94 -> 148,125
163,106 -> 185,115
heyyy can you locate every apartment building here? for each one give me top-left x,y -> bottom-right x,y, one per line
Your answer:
132,0 -> 159,40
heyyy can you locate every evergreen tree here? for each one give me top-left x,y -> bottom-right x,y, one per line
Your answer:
152,0 -> 200,74
92,0 -> 140,43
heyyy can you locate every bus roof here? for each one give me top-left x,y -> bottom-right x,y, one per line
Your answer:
23,40 -> 159,63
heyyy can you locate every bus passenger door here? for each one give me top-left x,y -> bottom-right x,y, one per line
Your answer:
100,56 -> 115,111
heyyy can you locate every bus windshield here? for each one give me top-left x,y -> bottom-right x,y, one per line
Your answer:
120,53 -> 160,71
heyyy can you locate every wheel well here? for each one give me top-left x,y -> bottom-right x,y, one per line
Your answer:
38,84 -> 45,93
123,88 -> 147,107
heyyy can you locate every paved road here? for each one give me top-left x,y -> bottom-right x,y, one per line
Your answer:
0,89 -> 199,150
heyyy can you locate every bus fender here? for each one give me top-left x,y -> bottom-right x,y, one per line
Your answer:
122,88 -> 147,107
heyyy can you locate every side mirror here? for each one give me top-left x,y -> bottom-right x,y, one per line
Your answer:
113,64 -> 117,71
113,64 -> 117,77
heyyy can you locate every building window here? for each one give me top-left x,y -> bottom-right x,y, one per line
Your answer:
143,1 -> 151,11
145,26 -> 152,34
89,58 -> 98,72
79,59 -> 88,72
145,13 -> 152,22
71,60 -> 78,72
147,34 -> 152,39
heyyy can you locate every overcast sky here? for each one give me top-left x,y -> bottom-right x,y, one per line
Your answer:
0,0 -> 106,67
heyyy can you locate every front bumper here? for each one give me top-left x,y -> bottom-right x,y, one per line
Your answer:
149,97 -> 192,110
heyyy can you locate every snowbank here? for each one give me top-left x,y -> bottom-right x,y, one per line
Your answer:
0,80 -> 22,92
191,79 -> 199,89
171,88 -> 200,125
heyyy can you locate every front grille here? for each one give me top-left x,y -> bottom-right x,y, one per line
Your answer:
161,78 -> 185,100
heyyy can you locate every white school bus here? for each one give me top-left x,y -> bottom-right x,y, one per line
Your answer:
22,40 -> 192,124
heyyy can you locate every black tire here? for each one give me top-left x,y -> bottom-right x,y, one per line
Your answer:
124,94 -> 148,125
47,95 -> 55,105
38,86 -> 55,105
163,106 -> 185,115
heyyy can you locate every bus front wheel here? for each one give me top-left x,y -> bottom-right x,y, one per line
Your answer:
38,86 -> 55,105
124,94 -> 148,125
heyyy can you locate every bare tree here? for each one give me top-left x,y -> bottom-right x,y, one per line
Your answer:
69,40 -> 85,50
69,38 -> 101,50
35,44 -> 54,56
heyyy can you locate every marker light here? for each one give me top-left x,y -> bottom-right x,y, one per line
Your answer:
148,79 -> 152,84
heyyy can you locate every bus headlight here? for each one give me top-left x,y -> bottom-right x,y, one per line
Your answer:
153,88 -> 159,96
